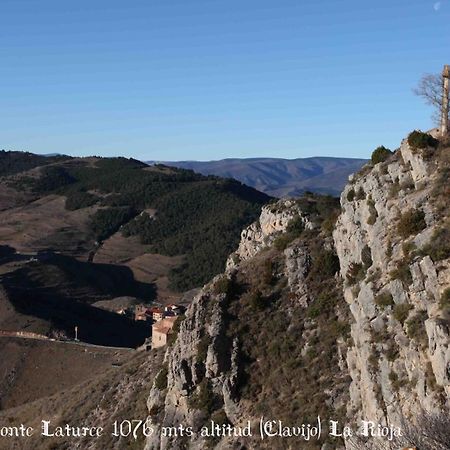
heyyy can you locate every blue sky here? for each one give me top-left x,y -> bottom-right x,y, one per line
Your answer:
0,0 -> 448,160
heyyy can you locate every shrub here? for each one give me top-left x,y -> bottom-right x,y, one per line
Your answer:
261,259 -> 275,286
439,288 -> 450,312
421,227 -> 450,262
371,146 -> 393,165
272,216 -> 305,251
384,341 -> 399,362
189,379 -> 218,414
154,365 -> 168,390
247,289 -> 266,311
402,241 -> 416,257
406,311 -> 428,346
389,181 -> 401,198
397,209 -> 426,238
390,259 -> 412,286
407,130 -> 439,149
213,276 -> 237,298
273,234 -> 293,251
167,315 -> 185,346
347,188 -> 355,202
286,216 -> 305,236
346,262 -> 366,285
210,409 -> 230,427
321,210 -> 339,235
196,334 -> 211,363
393,303 -> 412,324
307,291 -> 338,319
374,292 -> 394,309
361,245 -> 373,269
366,199 -> 378,225
312,249 -> 340,278
389,370 -> 404,392
355,187 -> 366,200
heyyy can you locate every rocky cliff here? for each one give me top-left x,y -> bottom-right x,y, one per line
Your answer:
145,132 -> 449,450
333,134 -> 450,426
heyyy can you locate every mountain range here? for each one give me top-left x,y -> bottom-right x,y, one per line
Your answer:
148,156 -> 368,197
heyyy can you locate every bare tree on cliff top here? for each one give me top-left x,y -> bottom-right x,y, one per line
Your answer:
414,65 -> 450,136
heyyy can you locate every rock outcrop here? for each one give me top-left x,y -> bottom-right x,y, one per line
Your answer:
226,199 -> 314,269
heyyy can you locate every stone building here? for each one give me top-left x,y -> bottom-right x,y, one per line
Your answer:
151,316 -> 178,349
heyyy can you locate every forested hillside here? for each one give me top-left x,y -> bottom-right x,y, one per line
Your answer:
0,150 -> 70,177
2,152 -> 270,290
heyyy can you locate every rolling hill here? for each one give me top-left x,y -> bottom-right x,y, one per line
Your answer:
149,156 -> 367,197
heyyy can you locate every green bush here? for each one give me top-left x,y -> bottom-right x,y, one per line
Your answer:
407,130 -> 439,149
397,209 -> 426,238
375,292 -> 394,309
213,276 -> 237,298
286,216 -> 305,236
347,188 -> 355,202
371,146 -> 393,165
393,303 -> 412,324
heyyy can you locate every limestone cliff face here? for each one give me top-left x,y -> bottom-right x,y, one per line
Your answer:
333,137 -> 450,424
226,199 -> 314,269
145,133 -> 449,450
145,199 -> 315,450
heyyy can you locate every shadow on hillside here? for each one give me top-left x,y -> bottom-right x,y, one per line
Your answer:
1,253 -> 156,347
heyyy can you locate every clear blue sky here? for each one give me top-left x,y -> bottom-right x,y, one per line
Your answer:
0,0 -> 448,160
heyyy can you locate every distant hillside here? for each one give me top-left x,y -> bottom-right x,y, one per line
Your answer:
0,150 -> 70,177
1,151 -> 270,293
149,157 -> 367,197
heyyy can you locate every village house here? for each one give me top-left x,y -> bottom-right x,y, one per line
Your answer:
151,316 -> 178,349
148,306 -> 165,322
